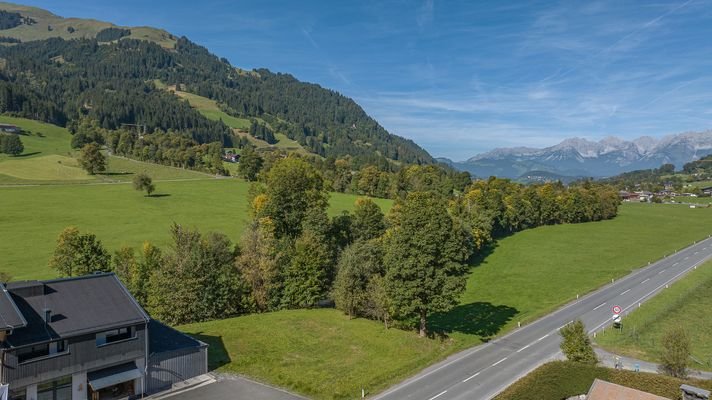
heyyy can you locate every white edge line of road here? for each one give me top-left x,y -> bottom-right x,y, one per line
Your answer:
483,351 -> 564,400
589,253 -> 712,334
370,237 -> 712,399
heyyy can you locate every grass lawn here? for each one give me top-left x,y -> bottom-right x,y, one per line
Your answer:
494,361 -> 712,400
434,203 -> 712,349
175,204 -> 711,399
671,196 -> 712,204
596,260 -> 712,370
0,116 -> 75,160
0,116 -> 215,185
180,309 -> 452,400
100,156 -> 212,182
0,179 -> 392,280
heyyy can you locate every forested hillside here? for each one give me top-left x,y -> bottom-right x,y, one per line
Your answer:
0,30 -> 432,167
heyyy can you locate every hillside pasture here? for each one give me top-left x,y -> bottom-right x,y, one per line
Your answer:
0,179 -> 393,280
173,89 -> 252,130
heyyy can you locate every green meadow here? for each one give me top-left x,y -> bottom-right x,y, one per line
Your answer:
174,90 -> 252,131
0,179 -> 393,280
4,116 -> 712,398
178,203 -> 712,399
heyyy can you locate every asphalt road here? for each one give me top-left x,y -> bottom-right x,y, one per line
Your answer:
374,236 -> 712,400
160,375 -> 306,400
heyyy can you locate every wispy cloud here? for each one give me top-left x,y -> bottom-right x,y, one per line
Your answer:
416,0 -> 434,28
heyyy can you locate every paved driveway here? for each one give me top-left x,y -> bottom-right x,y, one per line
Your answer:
164,375 -> 306,400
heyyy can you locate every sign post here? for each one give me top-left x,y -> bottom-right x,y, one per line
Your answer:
612,305 -> 622,330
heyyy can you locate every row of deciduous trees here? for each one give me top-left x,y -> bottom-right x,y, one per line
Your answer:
46,156 -> 621,337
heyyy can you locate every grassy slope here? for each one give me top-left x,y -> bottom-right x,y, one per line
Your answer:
0,2 -> 175,47
173,90 -> 252,130
0,116 -> 209,184
494,361 -> 712,400
596,260 -> 712,370
0,179 -> 392,280
180,309 -> 451,400
172,88 -> 310,154
439,203 -> 712,348
0,116 -> 93,184
175,204 -> 712,399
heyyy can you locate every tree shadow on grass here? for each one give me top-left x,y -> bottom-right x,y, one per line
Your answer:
186,332 -> 231,370
148,193 -> 171,198
14,152 -> 41,157
429,302 -> 518,341
100,171 -> 134,176
468,242 -> 498,270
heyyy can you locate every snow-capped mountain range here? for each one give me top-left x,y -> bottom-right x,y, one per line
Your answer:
440,131 -> 712,179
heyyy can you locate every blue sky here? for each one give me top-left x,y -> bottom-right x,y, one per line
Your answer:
22,0 -> 712,160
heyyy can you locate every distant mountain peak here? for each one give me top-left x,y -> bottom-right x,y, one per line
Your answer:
449,131 -> 712,179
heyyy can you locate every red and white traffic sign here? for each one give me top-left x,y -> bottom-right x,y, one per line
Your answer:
612,305 -> 622,314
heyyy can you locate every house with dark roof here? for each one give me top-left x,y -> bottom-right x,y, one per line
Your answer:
0,273 -> 207,400
0,124 -> 20,134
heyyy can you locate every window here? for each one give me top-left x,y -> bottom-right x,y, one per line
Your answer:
37,376 -> 71,400
9,388 -> 26,400
16,340 -> 68,363
96,327 -> 135,346
16,344 -> 49,363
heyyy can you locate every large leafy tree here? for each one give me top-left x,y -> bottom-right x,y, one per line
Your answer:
280,230 -> 332,309
147,224 -> 245,324
333,240 -> 384,318
383,192 -> 473,337
559,320 -> 597,364
258,157 -> 328,239
351,198 -> 386,242
237,146 -> 263,181
236,218 -> 281,312
48,227 -> 111,277
132,173 -> 155,196
78,142 -> 106,175
0,134 -> 23,155
660,326 -> 691,378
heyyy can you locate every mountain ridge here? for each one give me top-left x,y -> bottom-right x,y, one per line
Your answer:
0,2 -> 434,167
449,131 -> 712,179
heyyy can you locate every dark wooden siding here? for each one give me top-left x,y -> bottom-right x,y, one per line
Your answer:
2,324 -> 146,388
146,344 -> 208,394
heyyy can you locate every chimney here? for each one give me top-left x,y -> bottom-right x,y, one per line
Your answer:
44,308 -> 52,324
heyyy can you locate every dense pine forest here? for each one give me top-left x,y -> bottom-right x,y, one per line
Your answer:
0,36 -> 432,167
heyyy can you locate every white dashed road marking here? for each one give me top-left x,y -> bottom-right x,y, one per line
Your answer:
428,390 -> 448,400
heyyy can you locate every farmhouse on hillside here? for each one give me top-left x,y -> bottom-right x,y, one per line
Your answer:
0,124 -> 20,134
0,273 -> 207,400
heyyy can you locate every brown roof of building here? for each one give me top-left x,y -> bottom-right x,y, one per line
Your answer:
587,379 -> 670,400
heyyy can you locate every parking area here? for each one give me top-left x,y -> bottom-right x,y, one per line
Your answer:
162,375 -> 306,400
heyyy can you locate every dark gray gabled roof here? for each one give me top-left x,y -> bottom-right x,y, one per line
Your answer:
0,287 -> 27,330
4,273 -> 149,348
